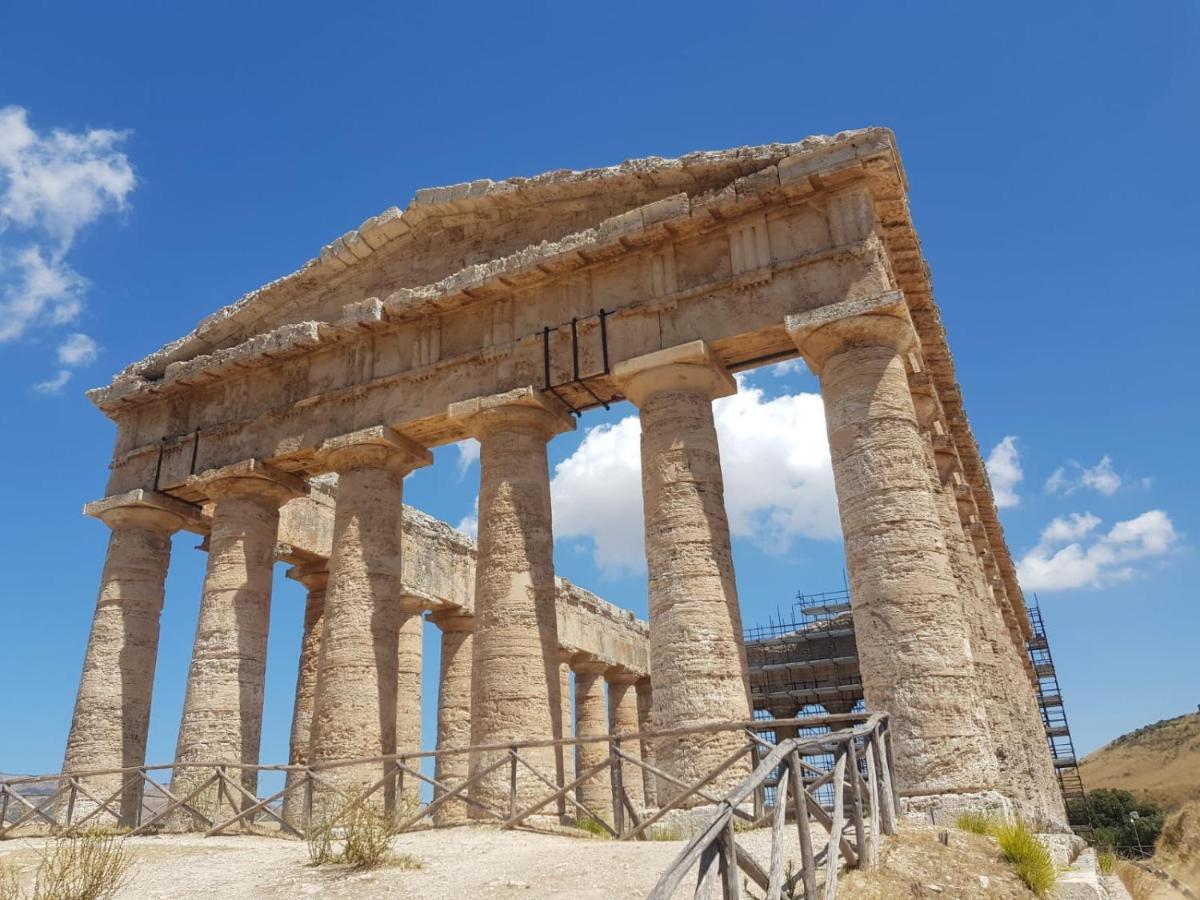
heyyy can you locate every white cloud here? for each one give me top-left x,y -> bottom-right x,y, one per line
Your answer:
1017,509 -> 1177,592
1045,455 -> 1123,497
550,375 -> 839,576
985,436 -> 1023,508
56,332 -> 98,366
1038,512 -> 1101,545
0,106 -> 134,387
34,369 -> 72,394
0,106 -> 134,245
454,438 -> 480,477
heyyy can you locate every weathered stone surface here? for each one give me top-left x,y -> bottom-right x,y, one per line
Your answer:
572,660 -> 612,823
169,464 -> 300,827
307,429 -> 431,805
606,671 -> 645,812
451,389 -> 574,818
636,679 -> 658,808
429,609 -> 474,826
62,498 -> 186,824
282,564 -> 327,826
614,341 -> 752,806
789,311 -> 1000,797
64,129 -> 1068,834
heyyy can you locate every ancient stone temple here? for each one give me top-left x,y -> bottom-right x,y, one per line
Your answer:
63,127 -> 1064,827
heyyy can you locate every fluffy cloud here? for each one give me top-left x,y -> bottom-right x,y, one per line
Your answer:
0,106 -> 135,388
1016,509 -> 1177,592
1045,455 -> 1122,497
550,374 -> 839,576
985,436 -> 1023,508
454,438 -> 480,477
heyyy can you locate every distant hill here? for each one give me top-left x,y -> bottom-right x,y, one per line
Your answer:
1080,711 -> 1200,812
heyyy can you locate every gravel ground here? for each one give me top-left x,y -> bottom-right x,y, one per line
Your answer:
0,824 -> 836,899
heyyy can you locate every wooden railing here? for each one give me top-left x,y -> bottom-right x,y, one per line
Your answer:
647,713 -> 897,900
0,712 -> 890,864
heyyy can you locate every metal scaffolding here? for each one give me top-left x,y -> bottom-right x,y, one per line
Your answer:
1025,596 -> 1090,829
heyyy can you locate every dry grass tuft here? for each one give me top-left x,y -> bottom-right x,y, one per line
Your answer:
952,814 -> 1058,897
574,816 -> 611,839
306,797 -> 421,871
0,829 -> 135,900
992,820 -> 1057,897
1098,849 -> 1117,875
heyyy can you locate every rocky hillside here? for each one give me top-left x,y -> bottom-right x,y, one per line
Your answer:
1080,711 -> 1200,811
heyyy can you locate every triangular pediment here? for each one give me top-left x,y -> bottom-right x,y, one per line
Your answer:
103,128 -> 888,388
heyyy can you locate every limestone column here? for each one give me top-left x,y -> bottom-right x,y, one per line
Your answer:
62,491 -> 190,825
169,461 -> 303,828
396,598 -> 425,807
787,304 -> 1000,798
307,427 -> 431,809
282,562 -> 328,827
606,670 -> 645,812
612,341 -> 752,805
572,659 -> 613,824
448,388 -> 573,819
558,651 -> 575,813
635,679 -> 658,809
430,609 -> 474,825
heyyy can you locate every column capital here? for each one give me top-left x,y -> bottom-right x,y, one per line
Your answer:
447,386 -> 575,441
612,340 -> 735,408
318,426 -> 432,476
286,561 -> 329,593
604,668 -> 641,686
570,655 -> 609,676
784,291 -> 914,373
188,459 -> 307,507
84,488 -> 199,532
428,607 -> 475,632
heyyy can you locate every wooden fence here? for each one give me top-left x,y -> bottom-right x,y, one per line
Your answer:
647,713 -> 896,899
1,712 -> 895,899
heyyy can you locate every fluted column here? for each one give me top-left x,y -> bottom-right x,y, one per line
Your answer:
606,670 -> 645,812
282,562 -> 328,827
169,462 -> 303,828
613,341 -> 752,805
308,427 -> 431,809
572,659 -> 612,824
448,388 -> 573,819
558,651 -> 575,815
635,679 -> 658,808
396,597 -> 425,807
787,304 -> 1000,797
430,609 -> 474,825
62,491 -> 190,825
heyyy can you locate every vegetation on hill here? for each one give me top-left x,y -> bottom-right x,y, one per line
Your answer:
1070,788 -> 1164,856
1079,711 -> 1200,812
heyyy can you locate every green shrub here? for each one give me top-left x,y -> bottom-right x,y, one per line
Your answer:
1071,789 -> 1164,856
1097,849 -> 1117,875
993,820 -> 1057,897
955,811 -> 999,835
575,816 -> 610,838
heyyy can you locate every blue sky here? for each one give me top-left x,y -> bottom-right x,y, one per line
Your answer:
1,2 -> 1197,782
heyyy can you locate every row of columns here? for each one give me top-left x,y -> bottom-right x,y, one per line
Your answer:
63,306 -> 1063,828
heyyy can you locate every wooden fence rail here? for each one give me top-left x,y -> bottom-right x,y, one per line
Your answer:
646,713 -> 896,900
0,711 -> 891,872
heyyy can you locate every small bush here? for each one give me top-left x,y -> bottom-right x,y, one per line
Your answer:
644,824 -> 685,841
575,816 -> 611,838
306,797 -> 420,871
993,820 -> 1057,897
1097,849 -> 1117,875
2,829 -> 136,900
955,811 -> 999,835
